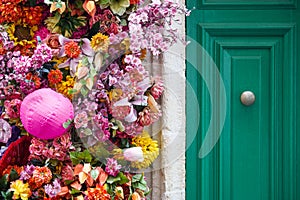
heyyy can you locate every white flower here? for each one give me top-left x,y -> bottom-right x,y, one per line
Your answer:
123,147 -> 144,162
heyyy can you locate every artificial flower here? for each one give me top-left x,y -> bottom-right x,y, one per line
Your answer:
131,131 -> 159,169
74,111 -> 89,129
105,158 -> 121,176
50,1 -> 66,14
4,99 -> 22,119
90,33 -> 110,52
29,166 -> 52,189
64,41 -> 81,58
131,192 -> 141,200
26,73 -> 41,89
110,0 -> 130,16
83,0 -> 96,20
0,119 -> 12,143
85,184 -> 111,200
48,69 -> 63,84
74,163 -> 94,186
56,75 -> 75,99
7,21 -> 37,48
123,147 -> 144,162
10,180 -> 31,200
44,179 -> 61,198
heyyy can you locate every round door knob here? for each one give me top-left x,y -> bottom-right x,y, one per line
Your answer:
240,91 -> 255,106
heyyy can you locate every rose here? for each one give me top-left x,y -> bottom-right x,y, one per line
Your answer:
123,147 -> 144,162
45,34 -> 61,49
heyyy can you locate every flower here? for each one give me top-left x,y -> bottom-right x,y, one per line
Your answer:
26,73 -> 41,89
74,111 -> 89,129
44,34 -> 61,49
4,99 -> 22,119
150,77 -> 164,99
56,75 -> 75,99
90,33 -> 110,52
123,147 -> 144,162
131,131 -> 159,169
44,179 -> 61,198
110,0 -> 130,16
29,166 -> 52,189
20,165 -> 36,181
7,21 -> 37,47
0,119 -> 12,143
105,158 -> 121,176
48,69 -> 63,84
64,41 -> 81,58
10,180 -> 31,200
85,184 -> 111,200
132,192 -> 141,200
74,163 -> 94,186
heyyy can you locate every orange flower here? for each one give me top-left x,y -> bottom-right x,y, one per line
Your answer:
64,41 -> 81,58
85,184 -> 111,200
2,165 -> 23,177
22,6 -> 43,26
29,166 -> 52,190
26,73 -> 41,88
48,69 -> 63,84
74,163 -> 94,187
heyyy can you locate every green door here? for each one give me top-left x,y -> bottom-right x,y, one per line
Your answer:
186,1 -> 300,200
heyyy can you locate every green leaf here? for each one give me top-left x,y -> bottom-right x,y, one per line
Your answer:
63,119 -> 72,129
82,128 -> 92,136
80,86 -> 88,97
90,169 -> 100,180
100,0 -> 110,5
64,180 -> 74,185
132,182 -> 148,191
120,19 -> 127,26
9,169 -> 19,181
81,57 -> 90,66
106,176 -> 121,184
117,172 -> 129,185
70,188 -> 81,195
132,174 -> 143,183
70,149 -> 92,165
0,174 -> 8,190
68,89 -> 78,95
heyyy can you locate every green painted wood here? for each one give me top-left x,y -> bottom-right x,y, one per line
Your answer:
186,1 -> 300,200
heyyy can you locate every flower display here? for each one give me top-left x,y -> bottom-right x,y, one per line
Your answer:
0,0 -> 189,199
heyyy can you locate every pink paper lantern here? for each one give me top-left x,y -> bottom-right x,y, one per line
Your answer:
20,88 -> 74,140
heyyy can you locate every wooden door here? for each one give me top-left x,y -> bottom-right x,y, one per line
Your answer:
186,1 -> 300,199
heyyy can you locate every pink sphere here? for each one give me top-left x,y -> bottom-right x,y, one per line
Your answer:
20,88 -> 74,140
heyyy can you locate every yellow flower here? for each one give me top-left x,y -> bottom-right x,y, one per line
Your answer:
131,131 -> 159,169
56,75 -> 75,99
7,21 -> 37,47
90,33 -> 110,52
10,180 -> 31,200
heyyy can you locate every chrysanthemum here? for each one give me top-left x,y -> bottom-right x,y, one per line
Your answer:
131,131 -> 159,169
7,21 -> 37,48
56,75 -> 75,99
90,33 -> 110,52
10,180 -> 32,200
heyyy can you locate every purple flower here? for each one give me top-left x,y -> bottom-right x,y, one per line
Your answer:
44,179 -> 61,198
105,158 -> 121,176
20,165 -> 36,181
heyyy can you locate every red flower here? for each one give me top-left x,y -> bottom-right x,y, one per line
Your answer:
64,41 -> 81,58
85,184 -> 111,200
48,69 -> 63,85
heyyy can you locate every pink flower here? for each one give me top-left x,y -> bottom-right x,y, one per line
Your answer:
123,147 -> 144,162
61,165 -> 74,182
4,99 -> 22,119
150,77 -> 164,99
29,138 -> 47,159
105,158 -> 121,177
74,111 -> 89,129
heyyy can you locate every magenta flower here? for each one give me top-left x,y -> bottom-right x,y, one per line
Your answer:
105,158 -> 121,176
20,165 -> 36,181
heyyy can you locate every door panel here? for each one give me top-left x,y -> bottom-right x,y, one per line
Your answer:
186,1 -> 299,200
